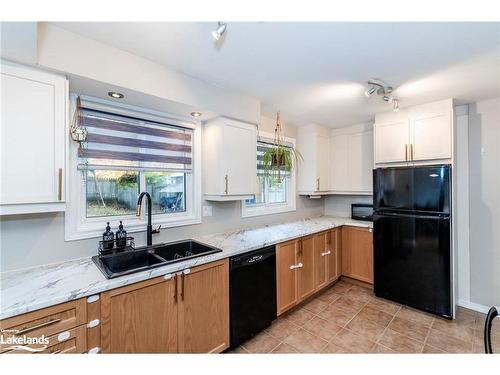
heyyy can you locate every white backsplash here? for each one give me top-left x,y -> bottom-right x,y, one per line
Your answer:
324,195 -> 373,218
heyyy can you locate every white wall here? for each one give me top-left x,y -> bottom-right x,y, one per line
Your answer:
0,116 -> 323,272
468,97 -> 500,308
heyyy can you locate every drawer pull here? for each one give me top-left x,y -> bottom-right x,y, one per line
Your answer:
289,262 -> 303,270
321,250 -> 331,256
16,318 -> 62,335
57,331 -> 70,342
87,319 -> 100,329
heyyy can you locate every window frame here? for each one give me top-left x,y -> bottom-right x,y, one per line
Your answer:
65,95 -> 201,241
241,131 -> 296,218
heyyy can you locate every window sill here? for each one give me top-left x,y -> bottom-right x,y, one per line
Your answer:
241,203 -> 296,218
65,214 -> 201,241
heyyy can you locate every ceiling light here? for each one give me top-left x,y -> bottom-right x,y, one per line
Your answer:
212,22 -> 227,41
365,87 -> 377,97
190,111 -> 202,118
108,92 -> 124,99
393,99 -> 400,112
383,95 -> 393,103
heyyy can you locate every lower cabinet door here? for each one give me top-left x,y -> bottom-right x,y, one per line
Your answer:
327,228 -> 342,282
100,276 -> 178,353
298,236 -> 316,301
342,226 -> 374,284
314,232 -> 329,291
276,239 -> 299,315
178,259 -> 229,353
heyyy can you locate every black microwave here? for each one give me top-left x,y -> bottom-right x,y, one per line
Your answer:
351,203 -> 373,221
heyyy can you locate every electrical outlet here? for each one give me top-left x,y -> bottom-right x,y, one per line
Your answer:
202,205 -> 213,217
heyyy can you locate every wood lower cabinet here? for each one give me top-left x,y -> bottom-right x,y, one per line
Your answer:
341,226 -> 374,284
314,232 -> 329,291
298,235 -> 316,300
276,235 -> 319,315
100,259 -> 229,354
178,259 -> 229,353
276,239 -> 300,315
327,228 -> 342,283
100,275 -> 178,353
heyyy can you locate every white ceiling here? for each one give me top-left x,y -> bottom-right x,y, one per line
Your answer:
53,22 -> 500,127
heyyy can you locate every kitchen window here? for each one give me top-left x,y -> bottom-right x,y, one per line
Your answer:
65,96 -> 201,241
241,133 -> 296,218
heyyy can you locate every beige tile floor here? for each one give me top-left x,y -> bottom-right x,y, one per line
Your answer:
230,279 -> 500,354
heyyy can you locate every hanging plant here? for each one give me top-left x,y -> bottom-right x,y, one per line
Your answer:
261,111 -> 303,184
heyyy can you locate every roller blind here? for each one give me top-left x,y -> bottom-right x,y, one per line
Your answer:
78,108 -> 193,173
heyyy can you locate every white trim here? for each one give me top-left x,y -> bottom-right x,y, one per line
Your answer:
455,105 -> 471,306
241,131 -> 297,218
458,300 -> 491,315
64,95 -> 201,241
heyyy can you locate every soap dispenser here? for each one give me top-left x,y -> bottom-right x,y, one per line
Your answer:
116,221 -> 127,248
102,222 -> 114,250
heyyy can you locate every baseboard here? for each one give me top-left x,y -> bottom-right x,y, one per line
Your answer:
458,299 -> 491,314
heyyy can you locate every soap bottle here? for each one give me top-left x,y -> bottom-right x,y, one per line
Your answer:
116,221 -> 127,248
102,222 -> 114,250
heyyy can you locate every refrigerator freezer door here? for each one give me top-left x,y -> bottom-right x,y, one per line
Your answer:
373,165 -> 450,214
373,213 -> 452,318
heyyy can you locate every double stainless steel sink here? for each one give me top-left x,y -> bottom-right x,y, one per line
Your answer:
92,240 -> 222,279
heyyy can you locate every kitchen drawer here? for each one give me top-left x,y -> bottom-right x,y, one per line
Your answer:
0,298 -> 87,345
2,325 -> 87,354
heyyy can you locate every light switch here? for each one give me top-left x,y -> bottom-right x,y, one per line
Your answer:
203,205 -> 213,217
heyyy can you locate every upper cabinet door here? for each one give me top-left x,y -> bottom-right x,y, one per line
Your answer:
409,99 -> 452,162
349,130 -> 373,193
330,134 -> 350,192
374,110 -> 410,164
297,124 -> 330,193
1,63 -> 67,212
203,117 -> 257,200
222,120 -> 256,195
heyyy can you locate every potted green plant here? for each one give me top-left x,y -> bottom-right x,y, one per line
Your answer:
261,144 -> 303,184
260,111 -> 303,184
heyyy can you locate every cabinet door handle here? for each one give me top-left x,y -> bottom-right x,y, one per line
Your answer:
224,174 -> 228,194
16,318 -> 62,335
58,168 -> 63,200
410,144 -> 414,160
321,250 -> 331,257
316,178 -> 320,191
289,262 -> 303,270
405,144 -> 408,161
180,269 -> 191,301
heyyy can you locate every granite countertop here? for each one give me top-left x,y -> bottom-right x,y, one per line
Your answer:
0,216 -> 372,320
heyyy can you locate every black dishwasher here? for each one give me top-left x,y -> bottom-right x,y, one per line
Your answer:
229,246 -> 277,348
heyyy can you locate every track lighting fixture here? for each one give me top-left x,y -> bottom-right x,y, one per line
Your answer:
212,22 -> 227,41
365,80 -> 400,112
393,99 -> 400,112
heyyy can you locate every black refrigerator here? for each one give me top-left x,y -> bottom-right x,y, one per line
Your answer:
373,165 -> 452,319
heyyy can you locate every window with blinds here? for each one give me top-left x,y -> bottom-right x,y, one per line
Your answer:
78,108 -> 193,218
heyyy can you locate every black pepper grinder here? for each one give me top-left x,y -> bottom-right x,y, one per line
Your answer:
102,222 -> 114,250
116,221 -> 127,248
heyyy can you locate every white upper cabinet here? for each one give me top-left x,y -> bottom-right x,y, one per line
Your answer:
203,117 -> 257,200
330,124 -> 373,195
297,124 -> 330,194
374,110 -> 409,164
374,99 -> 453,166
1,62 -> 67,215
409,100 -> 452,162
